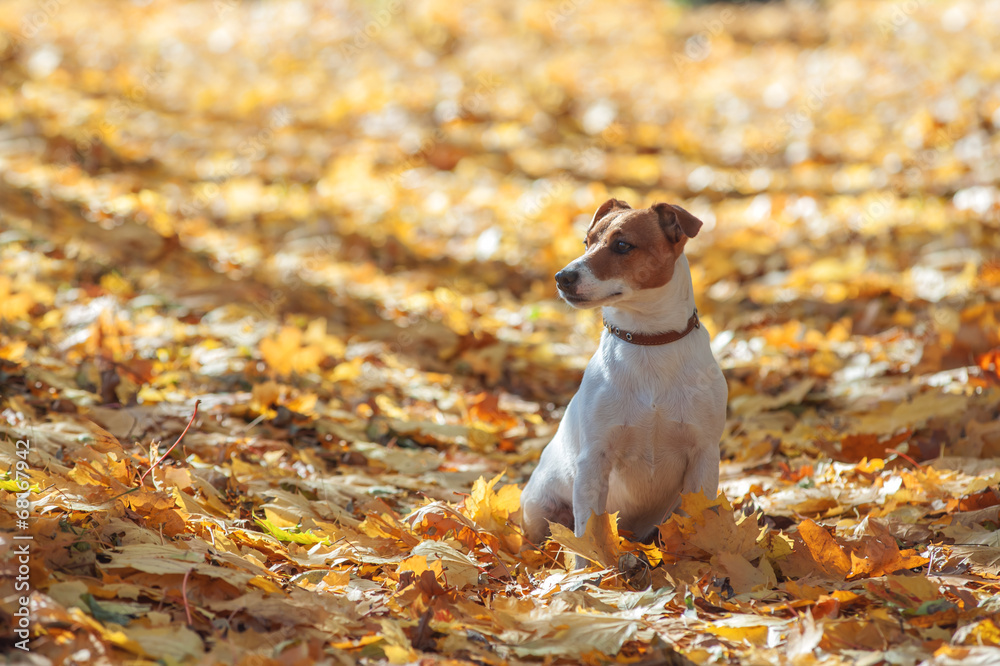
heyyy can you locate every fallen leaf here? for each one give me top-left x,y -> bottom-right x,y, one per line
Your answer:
547,511 -> 620,568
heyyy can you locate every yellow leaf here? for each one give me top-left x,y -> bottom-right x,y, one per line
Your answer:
286,392 -> 317,414
678,489 -> 731,519
706,624 -> 770,646
262,507 -> 298,529
380,620 -> 418,664
465,471 -> 520,527
304,317 -> 346,356
248,575 -> 284,593
0,479 -> 37,492
330,357 -> 365,383
0,340 -> 26,361
330,635 -> 382,650
323,570 -> 351,587
259,326 -> 323,375
759,529 -> 795,560
0,276 -> 32,321
961,619 -> 1000,647
398,554 -> 441,577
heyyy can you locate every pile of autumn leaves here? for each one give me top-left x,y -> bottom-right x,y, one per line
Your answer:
457,472 -> 928,593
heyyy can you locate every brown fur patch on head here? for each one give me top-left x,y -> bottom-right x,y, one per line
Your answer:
587,198 -> 631,235
652,203 -> 703,244
584,206 -> 687,291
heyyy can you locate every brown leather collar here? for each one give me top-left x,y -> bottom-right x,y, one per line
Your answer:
602,309 -> 701,346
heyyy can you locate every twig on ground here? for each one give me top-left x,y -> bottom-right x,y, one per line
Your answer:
107,400 -> 202,503
140,400 -> 201,484
886,448 -> 922,470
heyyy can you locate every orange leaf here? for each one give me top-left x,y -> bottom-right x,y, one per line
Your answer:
467,392 -> 517,431
977,347 -> 1000,382
778,462 -> 814,483
848,520 -> 927,579
797,519 -> 851,578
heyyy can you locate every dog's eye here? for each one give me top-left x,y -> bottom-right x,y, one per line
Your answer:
612,240 -> 633,254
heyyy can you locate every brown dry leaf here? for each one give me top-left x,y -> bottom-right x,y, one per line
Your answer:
712,550 -> 777,594
250,379 -> 283,413
851,392 -> 968,434
100,544 -> 255,587
945,546 -> 1000,576
840,430 -> 912,462
547,511 -> 620,568
820,615 -> 905,651
410,541 -> 483,589
687,505 -> 764,561
124,491 -> 188,537
504,604 -> 640,657
116,625 -> 204,661
81,418 -> 128,456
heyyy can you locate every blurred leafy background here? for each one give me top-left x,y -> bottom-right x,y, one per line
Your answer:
2,0 -> 1000,663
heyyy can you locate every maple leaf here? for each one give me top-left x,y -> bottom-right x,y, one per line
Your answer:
462,472 -> 522,553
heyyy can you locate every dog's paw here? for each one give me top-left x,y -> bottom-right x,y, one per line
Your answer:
617,552 -> 651,590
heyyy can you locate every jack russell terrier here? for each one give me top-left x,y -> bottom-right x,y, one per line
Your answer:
521,198 -> 728,563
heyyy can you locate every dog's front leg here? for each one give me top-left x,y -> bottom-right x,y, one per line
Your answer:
681,443 -> 720,501
571,450 -> 612,569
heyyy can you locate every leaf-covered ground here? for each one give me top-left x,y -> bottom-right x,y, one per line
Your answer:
2,0 -> 1000,663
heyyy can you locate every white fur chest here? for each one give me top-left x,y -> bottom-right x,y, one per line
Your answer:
576,327 -> 724,431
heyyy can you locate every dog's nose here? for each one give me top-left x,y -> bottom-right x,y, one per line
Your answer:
555,269 -> 579,289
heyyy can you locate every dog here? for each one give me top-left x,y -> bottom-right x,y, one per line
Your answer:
521,198 -> 728,565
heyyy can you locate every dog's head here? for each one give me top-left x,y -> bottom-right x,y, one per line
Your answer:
555,199 -> 703,308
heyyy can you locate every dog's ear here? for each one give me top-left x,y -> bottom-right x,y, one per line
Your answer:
590,198 -> 631,227
652,203 -> 703,244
